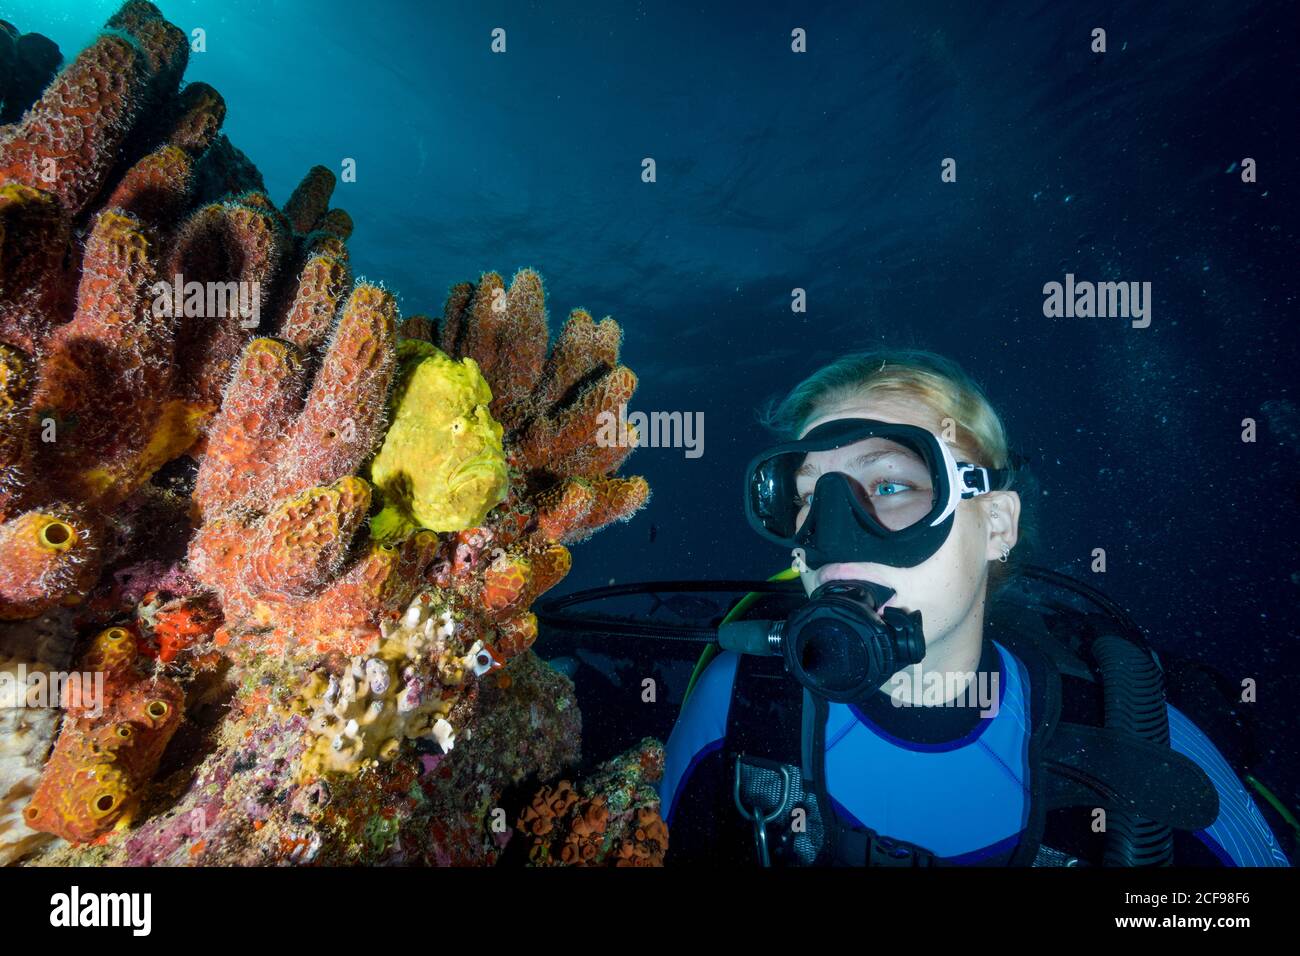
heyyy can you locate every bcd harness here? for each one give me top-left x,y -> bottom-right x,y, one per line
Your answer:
725,599 -> 1221,867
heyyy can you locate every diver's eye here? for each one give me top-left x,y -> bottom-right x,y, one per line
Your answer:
872,482 -> 909,496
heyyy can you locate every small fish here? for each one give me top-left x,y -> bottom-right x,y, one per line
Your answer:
649,523 -> 658,544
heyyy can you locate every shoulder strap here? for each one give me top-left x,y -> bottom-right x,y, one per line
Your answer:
1004,632 -> 1064,866
725,652 -> 815,865
727,652 -> 801,760
803,689 -> 940,867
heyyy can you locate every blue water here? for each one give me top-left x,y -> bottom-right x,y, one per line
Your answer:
10,0 -> 1297,811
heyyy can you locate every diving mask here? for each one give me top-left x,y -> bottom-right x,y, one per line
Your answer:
744,418 -> 1012,570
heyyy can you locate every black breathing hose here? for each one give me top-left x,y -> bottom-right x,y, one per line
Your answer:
535,579 -> 802,643
1091,634 -> 1175,866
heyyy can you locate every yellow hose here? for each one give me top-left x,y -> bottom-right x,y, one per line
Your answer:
680,566 -> 801,706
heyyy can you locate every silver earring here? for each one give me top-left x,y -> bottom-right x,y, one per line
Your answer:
990,508 -> 999,520
998,545 -> 1009,563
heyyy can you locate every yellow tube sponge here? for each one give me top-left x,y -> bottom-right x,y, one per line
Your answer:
367,340 -> 507,539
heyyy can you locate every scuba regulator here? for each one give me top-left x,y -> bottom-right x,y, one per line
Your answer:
718,579 -> 926,703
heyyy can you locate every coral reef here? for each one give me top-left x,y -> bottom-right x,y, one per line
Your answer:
516,738 -> 668,866
133,591 -> 222,666
0,2 -> 659,864
293,592 -> 476,778
29,649 -> 582,866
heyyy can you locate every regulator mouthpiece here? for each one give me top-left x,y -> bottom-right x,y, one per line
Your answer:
717,579 -> 926,703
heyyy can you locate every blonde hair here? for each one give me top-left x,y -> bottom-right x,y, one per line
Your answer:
760,349 -> 1033,594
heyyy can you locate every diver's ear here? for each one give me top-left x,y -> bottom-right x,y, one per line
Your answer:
983,490 -> 1020,561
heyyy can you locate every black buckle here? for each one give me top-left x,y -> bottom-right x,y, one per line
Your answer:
867,832 -> 938,867
835,826 -> 938,867
957,462 -> 991,497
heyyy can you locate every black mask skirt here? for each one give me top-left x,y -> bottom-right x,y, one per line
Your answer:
744,418 -> 1012,570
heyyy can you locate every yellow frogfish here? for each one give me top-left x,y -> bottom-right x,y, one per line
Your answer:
367,341 -> 508,540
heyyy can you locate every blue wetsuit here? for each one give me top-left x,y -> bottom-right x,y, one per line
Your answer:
660,639 -> 1289,866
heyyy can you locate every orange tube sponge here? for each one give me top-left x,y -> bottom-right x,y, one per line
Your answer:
0,2 -> 400,621
273,285 -> 397,500
581,476 -> 651,536
534,478 -> 599,543
534,309 -> 622,410
535,475 -> 648,544
239,477 -> 372,599
520,545 -> 572,608
193,283 -> 397,518
283,165 -> 335,235
0,0 -> 186,220
189,283 -> 401,656
278,252 -> 351,351
168,196 -> 288,409
0,507 -> 102,619
455,270 -> 549,429
24,625 -> 184,843
314,208 -> 353,241
33,209 -> 178,509
165,82 -> 227,156
482,553 -> 532,613
519,364 -> 638,476
105,144 -> 194,230
192,338 -> 308,518
434,271 -> 647,491
105,1 -> 188,98
209,531 -> 440,657
492,612 -> 539,659
448,284 -> 633,485
0,183 -> 70,353
0,33 -> 142,214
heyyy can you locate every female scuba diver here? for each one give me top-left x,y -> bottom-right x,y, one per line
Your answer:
657,350 -> 1291,867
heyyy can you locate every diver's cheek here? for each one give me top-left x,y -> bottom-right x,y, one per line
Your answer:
940,513 -> 986,585
903,539 -> 970,634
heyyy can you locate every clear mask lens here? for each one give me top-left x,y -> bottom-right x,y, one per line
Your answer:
792,438 -> 938,533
